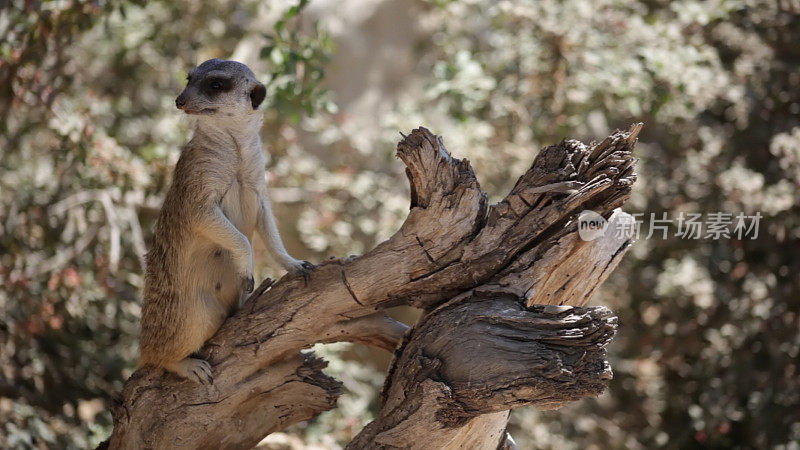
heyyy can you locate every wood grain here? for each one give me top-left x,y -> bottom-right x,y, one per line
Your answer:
106,125 -> 639,449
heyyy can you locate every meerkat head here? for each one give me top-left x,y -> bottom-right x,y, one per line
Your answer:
175,58 -> 267,119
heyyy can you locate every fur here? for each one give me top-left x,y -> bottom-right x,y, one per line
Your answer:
138,59 -> 312,384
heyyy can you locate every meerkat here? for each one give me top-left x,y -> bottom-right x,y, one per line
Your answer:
138,58 -> 313,384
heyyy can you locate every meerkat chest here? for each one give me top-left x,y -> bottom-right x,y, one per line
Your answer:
221,160 -> 263,236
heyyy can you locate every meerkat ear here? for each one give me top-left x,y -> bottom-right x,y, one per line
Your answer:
250,82 -> 266,109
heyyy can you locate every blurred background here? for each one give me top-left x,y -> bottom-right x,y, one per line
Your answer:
1,0 -> 799,448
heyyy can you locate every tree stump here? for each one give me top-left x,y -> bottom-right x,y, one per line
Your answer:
106,124 -> 640,449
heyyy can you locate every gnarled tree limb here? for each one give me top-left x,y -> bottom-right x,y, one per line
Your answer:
348,301 -> 618,449
106,124 -> 639,449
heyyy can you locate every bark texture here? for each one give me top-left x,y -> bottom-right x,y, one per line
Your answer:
107,124 -> 639,449
347,301 -> 618,450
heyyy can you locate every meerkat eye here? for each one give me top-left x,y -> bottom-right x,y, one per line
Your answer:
202,78 -> 231,95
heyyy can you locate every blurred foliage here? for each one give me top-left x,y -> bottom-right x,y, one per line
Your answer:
261,0 -> 336,125
1,0 -> 799,449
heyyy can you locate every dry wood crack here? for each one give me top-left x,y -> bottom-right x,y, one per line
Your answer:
105,124 -> 640,449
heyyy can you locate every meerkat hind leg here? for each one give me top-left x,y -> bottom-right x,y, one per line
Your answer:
165,357 -> 213,385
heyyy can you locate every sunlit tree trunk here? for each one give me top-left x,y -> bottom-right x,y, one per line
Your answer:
104,125 -> 640,450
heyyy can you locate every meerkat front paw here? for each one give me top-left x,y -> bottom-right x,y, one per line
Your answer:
284,258 -> 315,280
240,273 -> 254,293
236,257 -> 255,294
166,357 -> 213,385
237,276 -> 255,309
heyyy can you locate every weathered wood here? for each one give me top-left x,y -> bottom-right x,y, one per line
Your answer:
106,125 -> 639,449
346,126 -> 638,449
347,300 -> 618,449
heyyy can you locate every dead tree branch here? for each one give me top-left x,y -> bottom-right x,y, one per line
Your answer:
348,301 -> 617,449
107,124 -> 639,449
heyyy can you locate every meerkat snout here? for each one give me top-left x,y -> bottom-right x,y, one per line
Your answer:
175,95 -> 187,109
176,58 -> 266,116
